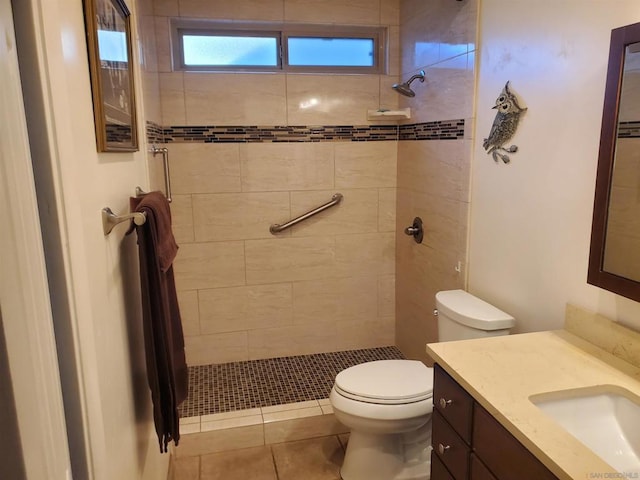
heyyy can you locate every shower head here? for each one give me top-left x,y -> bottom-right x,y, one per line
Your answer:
392,70 -> 426,97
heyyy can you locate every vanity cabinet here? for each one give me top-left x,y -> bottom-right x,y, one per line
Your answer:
431,364 -> 559,480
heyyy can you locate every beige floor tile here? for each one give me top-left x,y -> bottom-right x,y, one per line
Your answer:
173,455 -> 200,480
176,424 -> 264,457
200,445 -> 277,480
271,436 -> 344,480
264,412 -> 348,445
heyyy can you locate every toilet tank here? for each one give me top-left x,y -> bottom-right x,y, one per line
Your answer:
435,290 -> 515,341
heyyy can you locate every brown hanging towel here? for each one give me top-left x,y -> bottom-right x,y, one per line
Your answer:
130,191 -> 188,453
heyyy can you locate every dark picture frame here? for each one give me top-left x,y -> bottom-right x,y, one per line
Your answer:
83,0 -> 138,152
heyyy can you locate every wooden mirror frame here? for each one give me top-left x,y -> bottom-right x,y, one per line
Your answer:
83,0 -> 138,152
588,21 -> 640,302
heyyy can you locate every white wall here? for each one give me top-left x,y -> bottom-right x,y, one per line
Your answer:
14,0 -> 169,478
469,1 -> 640,332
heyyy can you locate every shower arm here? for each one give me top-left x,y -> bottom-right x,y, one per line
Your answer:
406,73 -> 425,86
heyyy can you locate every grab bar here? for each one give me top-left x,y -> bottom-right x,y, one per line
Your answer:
270,193 -> 343,234
151,145 -> 172,203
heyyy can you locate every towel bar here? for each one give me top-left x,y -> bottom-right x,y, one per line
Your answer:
102,207 -> 146,235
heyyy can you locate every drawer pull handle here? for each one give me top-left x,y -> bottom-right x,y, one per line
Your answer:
439,398 -> 452,409
438,443 -> 451,455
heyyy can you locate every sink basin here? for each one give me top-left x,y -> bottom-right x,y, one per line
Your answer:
530,387 -> 640,474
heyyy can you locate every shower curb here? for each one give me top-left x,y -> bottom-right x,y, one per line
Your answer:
173,399 -> 348,458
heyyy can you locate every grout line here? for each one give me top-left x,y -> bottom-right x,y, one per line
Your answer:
270,443 -> 280,480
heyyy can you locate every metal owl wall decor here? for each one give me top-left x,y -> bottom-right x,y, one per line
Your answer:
483,81 -> 527,164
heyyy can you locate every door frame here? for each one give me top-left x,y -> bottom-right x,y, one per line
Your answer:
0,0 -> 72,478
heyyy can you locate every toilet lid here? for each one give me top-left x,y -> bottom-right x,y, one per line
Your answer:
334,360 -> 433,405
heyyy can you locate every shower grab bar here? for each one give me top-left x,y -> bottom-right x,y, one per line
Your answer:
270,193 -> 343,234
151,145 -> 172,203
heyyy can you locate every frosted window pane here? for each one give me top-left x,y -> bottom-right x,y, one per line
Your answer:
288,37 -> 374,66
183,35 -> 278,66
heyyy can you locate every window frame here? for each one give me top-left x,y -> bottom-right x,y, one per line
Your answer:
170,19 -> 386,74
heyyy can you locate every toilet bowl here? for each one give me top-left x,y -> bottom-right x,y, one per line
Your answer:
330,290 -> 515,480
331,360 -> 434,480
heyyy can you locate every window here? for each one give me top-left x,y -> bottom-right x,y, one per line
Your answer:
181,31 -> 280,68
171,20 -> 386,74
287,37 -> 375,67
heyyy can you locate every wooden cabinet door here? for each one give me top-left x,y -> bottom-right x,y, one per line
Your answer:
431,451 -> 456,480
470,454 -> 498,480
432,410 -> 470,480
472,404 -> 558,480
434,364 -> 474,443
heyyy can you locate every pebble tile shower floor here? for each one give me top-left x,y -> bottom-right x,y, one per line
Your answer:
178,346 -> 405,418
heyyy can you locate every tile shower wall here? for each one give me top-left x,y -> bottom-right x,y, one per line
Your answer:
136,0 -> 166,191
395,0 -> 477,362
151,0 -> 401,364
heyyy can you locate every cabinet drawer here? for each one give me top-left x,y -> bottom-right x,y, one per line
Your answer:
433,364 -> 474,442
431,451 -> 455,480
472,403 -> 559,480
470,454 -> 497,480
432,410 -> 470,480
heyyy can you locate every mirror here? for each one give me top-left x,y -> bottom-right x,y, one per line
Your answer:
589,22 -> 640,301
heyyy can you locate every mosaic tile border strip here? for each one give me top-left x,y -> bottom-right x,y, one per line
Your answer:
178,346 -> 405,418
162,125 -> 399,143
618,121 -> 640,138
145,121 -> 164,144
399,119 -> 465,140
145,120 -> 465,144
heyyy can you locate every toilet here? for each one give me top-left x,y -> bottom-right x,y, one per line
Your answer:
329,290 -> 515,480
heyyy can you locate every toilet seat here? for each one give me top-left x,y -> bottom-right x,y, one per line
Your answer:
334,360 -> 433,405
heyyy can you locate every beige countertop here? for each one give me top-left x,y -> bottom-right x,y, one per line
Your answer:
426,328 -> 640,480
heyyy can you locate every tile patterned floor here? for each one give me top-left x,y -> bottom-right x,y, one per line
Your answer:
179,346 -> 404,418
173,434 -> 349,480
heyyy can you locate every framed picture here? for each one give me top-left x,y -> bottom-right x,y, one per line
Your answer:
83,0 -> 138,152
